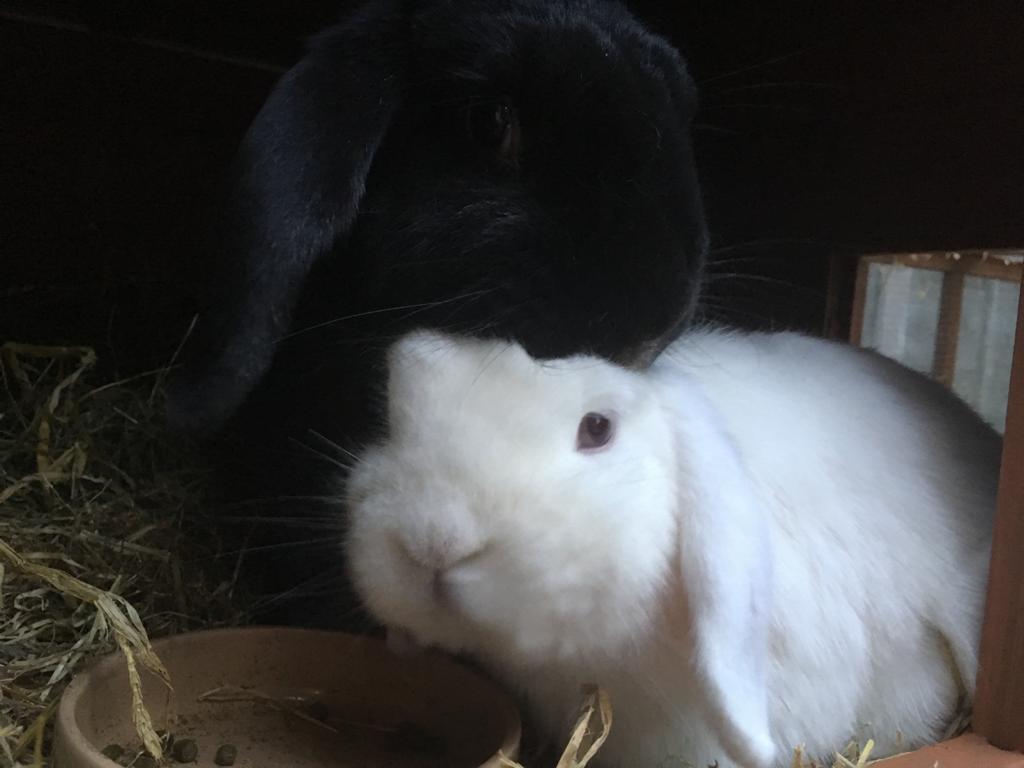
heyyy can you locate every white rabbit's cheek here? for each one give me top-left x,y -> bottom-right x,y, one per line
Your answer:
343,449 -> 394,509
346,517 -> 468,653
448,530 -> 665,663
344,480 -> 486,655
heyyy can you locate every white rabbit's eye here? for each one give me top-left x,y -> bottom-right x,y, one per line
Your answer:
576,412 -> 614,452
467,100 -> 521,162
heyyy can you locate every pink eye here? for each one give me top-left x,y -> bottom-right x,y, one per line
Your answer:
576,412 -> 614,452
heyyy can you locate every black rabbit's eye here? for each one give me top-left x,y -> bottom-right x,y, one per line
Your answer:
576,412 -> 614,452
467,100 -> 520,162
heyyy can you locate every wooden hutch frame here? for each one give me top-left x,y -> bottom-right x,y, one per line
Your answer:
844,250 -> 1024,766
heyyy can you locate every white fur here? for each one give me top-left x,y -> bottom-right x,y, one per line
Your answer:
344,328 -> 999,768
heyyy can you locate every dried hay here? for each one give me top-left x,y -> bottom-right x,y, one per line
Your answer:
0,343 -> 250,767
502,686 -> 613,768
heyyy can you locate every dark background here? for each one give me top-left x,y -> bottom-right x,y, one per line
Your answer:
3,0 -> 1022,375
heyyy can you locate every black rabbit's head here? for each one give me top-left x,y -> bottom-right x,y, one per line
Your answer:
169,0 -> 707,434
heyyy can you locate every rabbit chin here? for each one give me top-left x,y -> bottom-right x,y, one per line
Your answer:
384,607 -> 661,670
355,554 -> 667,668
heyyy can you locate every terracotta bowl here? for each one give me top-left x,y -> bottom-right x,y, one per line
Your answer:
54,627 -> 521,768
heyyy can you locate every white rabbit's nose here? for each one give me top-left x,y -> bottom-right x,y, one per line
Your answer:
394,537 -> 489,607
394,536 -> 489,574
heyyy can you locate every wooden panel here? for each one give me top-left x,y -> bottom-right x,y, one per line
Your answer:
860,251 -> 1024,282
875,735 -> 1024,767
974,276 -> 1024,751
849,249 -> 1023,354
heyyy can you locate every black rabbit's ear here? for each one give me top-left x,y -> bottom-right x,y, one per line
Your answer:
167,7 -> 405,435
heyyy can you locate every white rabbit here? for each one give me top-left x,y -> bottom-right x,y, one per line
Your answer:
344,327 -> 1000,768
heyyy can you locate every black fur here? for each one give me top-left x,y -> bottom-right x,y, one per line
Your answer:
168,0 -> 708,626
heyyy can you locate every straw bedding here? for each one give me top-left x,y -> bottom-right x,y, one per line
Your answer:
0,343 -> 249,766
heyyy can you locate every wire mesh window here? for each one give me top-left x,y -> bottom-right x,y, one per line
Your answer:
851,250 -> 1024,432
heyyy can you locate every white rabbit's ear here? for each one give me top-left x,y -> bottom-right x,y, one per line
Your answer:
674,389 -> 776,768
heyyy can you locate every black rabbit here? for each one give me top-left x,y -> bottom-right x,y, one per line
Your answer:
169,0 -> 709,625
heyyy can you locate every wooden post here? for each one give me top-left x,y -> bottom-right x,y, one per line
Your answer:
932,269 -> 965,387
974,276 -> 1024,752
822,254 -> 859,341
849,256 -> 871,346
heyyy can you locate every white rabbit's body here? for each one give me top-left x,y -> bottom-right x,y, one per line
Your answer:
662,331 -> 995,749
346,328 -> 999,768
513,330 -> 996,766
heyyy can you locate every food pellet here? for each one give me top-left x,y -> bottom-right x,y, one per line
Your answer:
100,744 -> 125,761
214,744 -> 238,766
133,756 -> 157,768
171,738 -> 199,763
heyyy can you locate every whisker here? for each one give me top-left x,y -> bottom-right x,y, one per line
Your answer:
308,429 -> 362,464
280,290 -> 494,341
204,537 -> 344,559
288,437 -> 352,472
702,272 -> 820,291
691,123 -> 743,136
698,45 -> 823,87
214,515 -> 344,531
711,80 -> 836,96
216,494 -> 345,507
708,236 -> 831,255
244,571 -> 356,611
691,303 -> 788,328
699,102 -> 820,115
